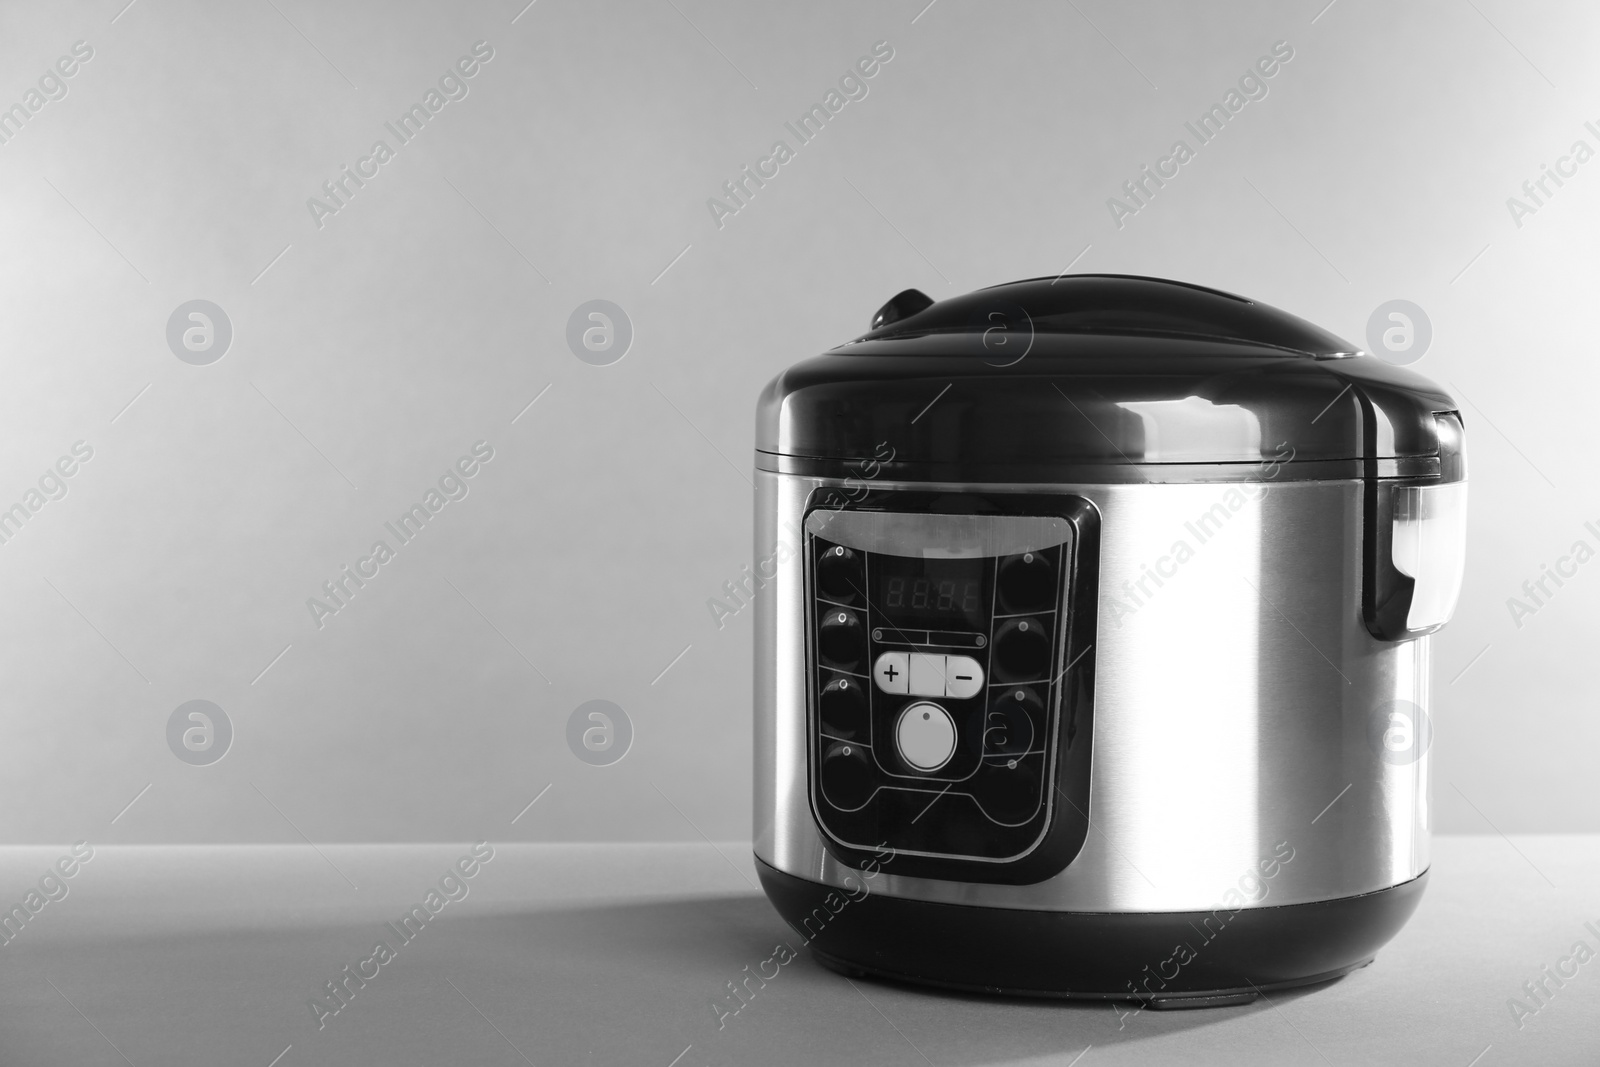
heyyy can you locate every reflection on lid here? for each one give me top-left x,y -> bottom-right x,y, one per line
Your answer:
1120,396 -> 1262,462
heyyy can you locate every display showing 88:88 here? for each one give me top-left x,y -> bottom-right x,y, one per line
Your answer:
886,577 -> 982,612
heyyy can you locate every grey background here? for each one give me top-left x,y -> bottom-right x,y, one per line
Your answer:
1,0 -> 1594,846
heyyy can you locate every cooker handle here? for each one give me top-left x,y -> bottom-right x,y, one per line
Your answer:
870,289 -> 934,331
1363,412 -> 1468,641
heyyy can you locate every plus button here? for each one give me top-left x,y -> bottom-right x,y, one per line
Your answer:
873,652 -> 910,695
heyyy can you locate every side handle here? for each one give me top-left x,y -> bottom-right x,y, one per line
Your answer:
1363,412 -> 1468,641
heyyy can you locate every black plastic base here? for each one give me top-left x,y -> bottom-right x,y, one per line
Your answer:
758,858 -> 1426,1005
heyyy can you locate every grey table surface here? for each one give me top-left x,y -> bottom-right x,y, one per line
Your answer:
0,836 -> 1594,1066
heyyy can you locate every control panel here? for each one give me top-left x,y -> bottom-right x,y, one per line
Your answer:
803,495 -> 1099,882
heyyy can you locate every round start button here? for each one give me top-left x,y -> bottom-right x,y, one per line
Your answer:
896,701 -> 957,773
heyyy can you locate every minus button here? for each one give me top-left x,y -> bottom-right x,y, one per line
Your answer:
944,655 -> 984,699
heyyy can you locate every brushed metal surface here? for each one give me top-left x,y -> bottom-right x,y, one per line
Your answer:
755,470 -> 1432,913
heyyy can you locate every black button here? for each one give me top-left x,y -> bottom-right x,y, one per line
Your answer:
815,543 -> 863,605
819,676 -> 868,740
992,617 -> 1051,682
973,757 -> 1042,824
997,550 -> 1056,615
820,741 -> 876,810
818,608 -> 867,670
981,687 -> 1039,759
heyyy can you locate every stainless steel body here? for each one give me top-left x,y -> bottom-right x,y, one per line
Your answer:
754,468 -> 1430,914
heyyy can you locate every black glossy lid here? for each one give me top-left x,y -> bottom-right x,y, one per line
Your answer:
756,275 -> 1461,482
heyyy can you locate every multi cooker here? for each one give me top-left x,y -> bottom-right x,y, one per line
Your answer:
751,275 -> 1467,1006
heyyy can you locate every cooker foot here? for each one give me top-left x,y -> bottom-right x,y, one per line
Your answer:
1146,991 -> 1258,1010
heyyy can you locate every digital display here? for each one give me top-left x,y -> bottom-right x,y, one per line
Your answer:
873,555 -> 988,630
